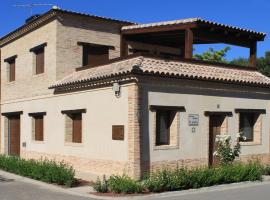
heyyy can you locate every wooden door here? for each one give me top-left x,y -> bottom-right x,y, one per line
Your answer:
9,115 -> 20,156
209,115 -> 224,167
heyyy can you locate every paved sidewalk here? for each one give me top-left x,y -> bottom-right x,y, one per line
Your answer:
0,170 -> 95,200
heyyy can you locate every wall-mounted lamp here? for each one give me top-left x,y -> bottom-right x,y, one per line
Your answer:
113,82 -> 121,98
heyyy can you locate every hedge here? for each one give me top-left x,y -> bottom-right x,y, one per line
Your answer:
94,161 -> 263,193
0,155 -> 75,187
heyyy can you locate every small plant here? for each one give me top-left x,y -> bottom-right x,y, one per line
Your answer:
214,132 -> 246,165
0,155 -> 75,187
108,174 -> 144,193
93,175 -> 108,193
263,165 -> 270,175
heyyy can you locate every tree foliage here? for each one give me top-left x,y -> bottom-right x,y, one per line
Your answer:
231,51 -> 270,77
193,46 -> 231,63
194,46 -> 270,77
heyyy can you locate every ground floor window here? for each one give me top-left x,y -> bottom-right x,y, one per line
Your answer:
62,109 -> 86,144
29,112 -> 46,141
236,109 -> 265,143
151,106 -> 184,147
156,110 -> 174,145
239,113 -> 257,142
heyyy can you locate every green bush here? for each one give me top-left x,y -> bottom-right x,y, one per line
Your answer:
93,176 -> 108,193
145,162 -> 263,192
107,175 -> 144,194
263,165 -> 270,175
0,155 -> 75,187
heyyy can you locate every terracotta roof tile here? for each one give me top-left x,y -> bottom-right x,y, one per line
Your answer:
122,18 -> 266,37
50,56 -> 270,88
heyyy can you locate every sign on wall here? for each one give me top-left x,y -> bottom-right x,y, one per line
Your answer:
188,114 -> 199,126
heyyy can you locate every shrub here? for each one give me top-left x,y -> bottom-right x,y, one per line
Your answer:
0,155 -> 75,187
214,132 -> 246,166
145,162 -> 263,192
263,165 -> 270,175
107,175 -> 144,193
93,176 -> 108,193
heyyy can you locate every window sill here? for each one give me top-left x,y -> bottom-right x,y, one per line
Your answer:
64,142 -> 83,147
154,145 -> 179,151
6,81 -> 15,85
32,140 -> 45,144
240,141 -> 261,146
32,73 -> 45,78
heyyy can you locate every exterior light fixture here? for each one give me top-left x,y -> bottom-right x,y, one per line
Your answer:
113,82 -> 121,98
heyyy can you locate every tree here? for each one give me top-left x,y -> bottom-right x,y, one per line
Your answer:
195,46 -> 270,77
193,46 -> 231,63
231,51 -> 270,77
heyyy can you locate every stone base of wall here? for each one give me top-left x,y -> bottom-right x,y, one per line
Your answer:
150,154 -> 270,173
20,151 -> 270,180
239,153 -> 270,165
21,150 -> 131,180
150,158 -> 208,172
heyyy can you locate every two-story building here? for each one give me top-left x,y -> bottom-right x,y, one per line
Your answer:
1,7 -> 270,180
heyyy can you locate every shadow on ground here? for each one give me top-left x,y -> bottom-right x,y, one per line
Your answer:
0,175 -> 14,183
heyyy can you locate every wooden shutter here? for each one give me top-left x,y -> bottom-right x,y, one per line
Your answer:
83,45 -> 109,66
9,60 -> 15,82
34,115 -> 44,141
35,48 -> 44,74
72,113 -> 82,143
112,125 -> 124,140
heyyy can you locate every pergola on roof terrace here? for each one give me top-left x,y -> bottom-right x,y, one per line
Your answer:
121,18 -> 266,67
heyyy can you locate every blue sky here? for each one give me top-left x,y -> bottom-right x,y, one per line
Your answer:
1,0 -> 269,60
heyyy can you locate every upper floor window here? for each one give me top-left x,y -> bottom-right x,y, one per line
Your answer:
4,55 -> 17,82
78,42 -> 112,67
30,43 -> 47,75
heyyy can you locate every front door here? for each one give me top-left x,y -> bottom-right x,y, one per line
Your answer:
8,115 -> 21,156
209,115 -> 224,167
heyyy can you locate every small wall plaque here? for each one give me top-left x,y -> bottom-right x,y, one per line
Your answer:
188,114 -> 199,126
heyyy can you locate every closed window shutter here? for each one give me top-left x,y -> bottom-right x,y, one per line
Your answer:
9,60 -> 15,82
72,113 -> 82,143
83,45 -> 109,66
35,48 -> 44,74
34,116 -> 44,141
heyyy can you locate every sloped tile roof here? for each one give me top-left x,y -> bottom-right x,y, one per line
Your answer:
50,56 -> 270,89
122,18 -> 266,37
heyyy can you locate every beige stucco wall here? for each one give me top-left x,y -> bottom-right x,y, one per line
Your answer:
0,85 -> 130,177
140,78 -> 270,170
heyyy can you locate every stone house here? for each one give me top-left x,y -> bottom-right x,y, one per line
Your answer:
0,8 -> 270,180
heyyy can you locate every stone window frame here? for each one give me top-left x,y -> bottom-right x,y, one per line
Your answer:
150,105 -> 185,150
61,109 -> 86,146
235,109 -> 265,146
28,112 -> 46,143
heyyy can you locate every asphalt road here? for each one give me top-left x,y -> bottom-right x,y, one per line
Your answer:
1,170 -> 270,200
